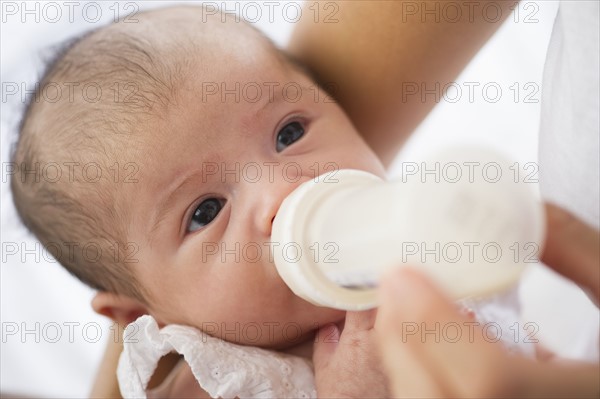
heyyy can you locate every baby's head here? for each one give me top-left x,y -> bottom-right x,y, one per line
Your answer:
11,6 -> 386,348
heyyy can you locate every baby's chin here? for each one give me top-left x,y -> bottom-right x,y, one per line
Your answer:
276,306 -> 346,348
252,306 -> 346,350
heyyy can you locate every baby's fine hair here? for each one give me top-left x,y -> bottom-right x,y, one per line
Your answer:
9,6 -> 312,304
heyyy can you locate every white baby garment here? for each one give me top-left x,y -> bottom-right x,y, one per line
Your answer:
117,315 -> 316,399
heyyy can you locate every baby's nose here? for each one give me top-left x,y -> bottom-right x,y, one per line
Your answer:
251,176 -> 311,238
257,194 -> 283,238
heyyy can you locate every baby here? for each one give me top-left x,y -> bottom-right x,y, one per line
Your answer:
11,4 -> 390,396
10,5 -> 530,397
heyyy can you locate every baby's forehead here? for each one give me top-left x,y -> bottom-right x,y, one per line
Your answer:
39,6 -> 289,134
96,12 -> 296,157
95,7 -> 289,102
105,6 -> 277,61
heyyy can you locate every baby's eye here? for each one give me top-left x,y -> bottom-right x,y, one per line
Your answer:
276,121 -> 305,152
188,198 -> 225,233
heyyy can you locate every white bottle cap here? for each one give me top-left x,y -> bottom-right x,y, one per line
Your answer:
271,170 -> 382,310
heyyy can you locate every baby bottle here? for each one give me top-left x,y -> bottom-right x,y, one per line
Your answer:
271,147 -> 546,310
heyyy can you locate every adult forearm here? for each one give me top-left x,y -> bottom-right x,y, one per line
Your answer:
288,1 -> 516,167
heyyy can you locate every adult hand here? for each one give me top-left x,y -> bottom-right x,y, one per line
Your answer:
376,203 -> 599,398
313,310 -> 390,398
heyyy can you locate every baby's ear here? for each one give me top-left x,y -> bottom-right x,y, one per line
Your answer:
91,291 -> 148,327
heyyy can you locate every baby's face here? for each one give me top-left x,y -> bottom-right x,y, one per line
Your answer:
124,24 -> 386,348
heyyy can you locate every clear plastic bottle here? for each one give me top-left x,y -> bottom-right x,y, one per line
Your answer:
271,148 -> 546,310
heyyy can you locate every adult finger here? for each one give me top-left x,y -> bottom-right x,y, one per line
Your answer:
378,267 -> 515,398
377,271 -> 447,398
542,203 -> 600,305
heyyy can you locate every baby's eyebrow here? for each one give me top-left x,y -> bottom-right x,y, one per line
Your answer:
253,84 -> 312,117
253,88 -> 284,117
149,171 -> 206,239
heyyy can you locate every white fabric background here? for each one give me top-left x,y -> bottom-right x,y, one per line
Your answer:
1,1 -> 597,397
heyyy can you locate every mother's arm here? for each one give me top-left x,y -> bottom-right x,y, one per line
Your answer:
287,0 -> 515,167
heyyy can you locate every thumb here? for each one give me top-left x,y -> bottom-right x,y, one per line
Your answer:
313,323 -> 340,370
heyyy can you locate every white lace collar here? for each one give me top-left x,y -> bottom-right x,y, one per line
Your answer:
117,315 -> 316,398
